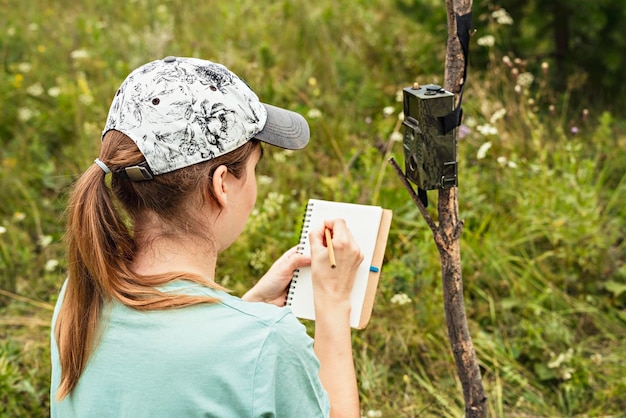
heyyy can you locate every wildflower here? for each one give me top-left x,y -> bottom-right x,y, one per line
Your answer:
497,156 -> 517,168
13,74 -> 24,89
28,23 -> 39,31
464,116 -> 477,128
27,83 -> 44,97
307,77 -> 317,87
395,89 -> 403,102
476,141 -> 492,159
502,55 -> 512,67
477,35 -> 495,47
390,131 -> 403,142
514,85 -> 522,95
489,108 -> 507,124
79,94 -> 94,105
13,212 -> 25,222
258,175 -> 273,185
48,86 -> 62,97
390,293 -> 411,305
45,259 -> 60,272
397,112 -> 404,122
382,106 -> 395,117
458,124 -> 471,139
516,72 -> 534,88
307,108 -> 322,119
571,126 -> 579,135
70,49 -> 90,60
273,150 -> 293,163
17,62 -> 32,73
7,27 -> 16,36
17,107 -> 34,122
492,9 -> 513,25
476,124 -> 498,136
366,410 -> 383,418
0,226 -> 6,234
38,235 -> 53,247
249,249 -> 268,271
38,45 -> 46,53
541,61 -> 549,75
590,353 -> 602,365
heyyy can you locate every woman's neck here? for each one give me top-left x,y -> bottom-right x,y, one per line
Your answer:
131,235 -> 218,283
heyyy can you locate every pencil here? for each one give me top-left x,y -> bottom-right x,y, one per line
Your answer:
324,228 -> 337,269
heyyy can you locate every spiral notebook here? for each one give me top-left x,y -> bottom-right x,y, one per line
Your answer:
286,199 -> 393,329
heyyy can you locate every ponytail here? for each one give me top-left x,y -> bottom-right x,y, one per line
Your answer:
55,131 -> 258,399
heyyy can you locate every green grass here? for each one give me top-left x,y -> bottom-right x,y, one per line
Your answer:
1,0 -> 625,416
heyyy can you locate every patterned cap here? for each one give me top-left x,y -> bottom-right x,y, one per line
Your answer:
102,56 -> 309,177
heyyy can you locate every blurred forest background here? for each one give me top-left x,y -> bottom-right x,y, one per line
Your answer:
1,0 -> 625,416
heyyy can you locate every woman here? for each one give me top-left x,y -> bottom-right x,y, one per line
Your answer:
51,56 -> 362,417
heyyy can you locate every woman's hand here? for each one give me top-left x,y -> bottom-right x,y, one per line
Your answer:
242,245 -> 310,306
309,218 -> 364,309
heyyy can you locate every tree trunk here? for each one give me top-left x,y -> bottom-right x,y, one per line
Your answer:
441,0 -> 487,416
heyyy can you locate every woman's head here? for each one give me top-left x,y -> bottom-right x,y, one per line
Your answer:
98,129 -> 261,245
55,56 -> 310,399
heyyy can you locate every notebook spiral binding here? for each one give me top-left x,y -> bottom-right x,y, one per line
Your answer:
286,201 -> 315,306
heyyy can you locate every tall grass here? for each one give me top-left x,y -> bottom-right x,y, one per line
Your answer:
1,0 -> 625,416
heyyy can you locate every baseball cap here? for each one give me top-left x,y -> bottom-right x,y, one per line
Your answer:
102,56 -> 309,178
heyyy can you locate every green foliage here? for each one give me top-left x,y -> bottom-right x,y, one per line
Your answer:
476,0 -> 626,109
1,0 -> 625,416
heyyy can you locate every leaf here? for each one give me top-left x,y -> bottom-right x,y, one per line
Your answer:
604,281 -> 626,298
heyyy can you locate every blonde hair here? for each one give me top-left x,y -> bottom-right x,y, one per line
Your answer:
55,130 -> 260,399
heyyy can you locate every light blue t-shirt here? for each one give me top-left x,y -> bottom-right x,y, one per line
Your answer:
50,280 -> 330,417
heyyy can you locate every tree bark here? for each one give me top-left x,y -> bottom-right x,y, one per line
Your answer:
441,0 -> 487,416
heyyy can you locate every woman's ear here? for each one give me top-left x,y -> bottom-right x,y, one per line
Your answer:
211,165 -> 229,207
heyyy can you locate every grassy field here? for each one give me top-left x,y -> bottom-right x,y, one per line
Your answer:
1,0 -> 625,416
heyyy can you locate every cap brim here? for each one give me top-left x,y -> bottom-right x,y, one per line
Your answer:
255,103 -> 310,150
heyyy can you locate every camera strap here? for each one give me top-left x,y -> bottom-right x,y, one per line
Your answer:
440,11 -> 473,135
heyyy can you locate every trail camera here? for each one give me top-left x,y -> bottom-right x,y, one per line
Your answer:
402,83 -> 458,205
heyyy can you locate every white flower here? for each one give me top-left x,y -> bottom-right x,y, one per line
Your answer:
38,235 -> 53,247
70,49 -> 90,60
366,410 -> 383,418
79,94 -> 94,106
477,35 -> 495,47
45,259 -> 59,272
7,27 -> 16,36
17,62 -> 32,73
17,107 -> 34,122
395,89 -> 403,102
382,106 -> 395,117
0,226 -> 6,234
390,131 -> 403,142
26,83 -> 44,97
497,157 -> 518,169
390,293 -> 411,305
13,212 -> 26,222
489,108 -> 507,124
307,108 -> 322,119
517,72 -> 534,88
476,124 -> 498,136
258,175 -> 273,185
48,86 -> 62,97
476,141 -> 492,159
492,8 -> 513,25
28,23 -> 39,31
